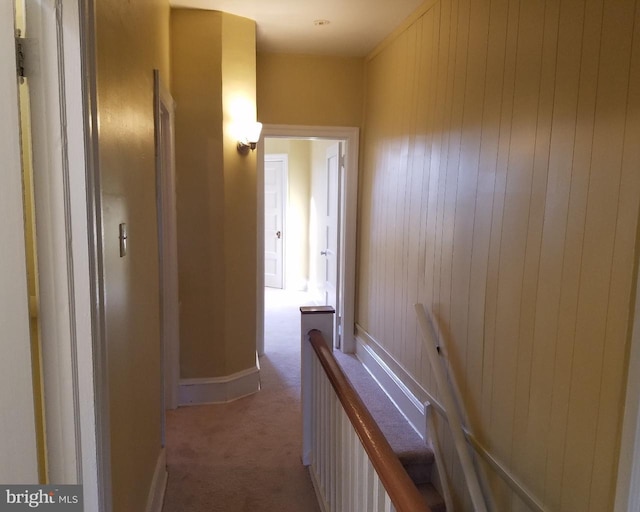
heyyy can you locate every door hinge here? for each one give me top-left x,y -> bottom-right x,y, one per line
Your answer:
15,31 -> 26,80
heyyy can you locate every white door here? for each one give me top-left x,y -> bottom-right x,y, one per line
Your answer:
264,155 -> 286,289
321,143 -> 341,344
0,1 -> 39,482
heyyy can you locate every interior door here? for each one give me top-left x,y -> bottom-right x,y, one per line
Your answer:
0,1 -> 39,482
264,155 -> 286,289
321,142 -> 341,343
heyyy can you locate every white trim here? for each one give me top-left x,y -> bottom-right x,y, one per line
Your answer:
178,366 -> 260,405
26,0 -> 102,502
78,0 -> 112,508
257,125 -> 359,355
154,69 -> 180,415
145,449 -> 168,512
27,0 -> 82,484
60,1 -> 102,507
614,254 -> 640,512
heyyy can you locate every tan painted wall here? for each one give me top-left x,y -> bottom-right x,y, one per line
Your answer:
172,9 -> 258,378
358,0 -> 640,510
171,9 -> 225,377
95,0 -> 170,509
264,138 -> 311,290
220,13 -> 258,375
257,53 -> 365,127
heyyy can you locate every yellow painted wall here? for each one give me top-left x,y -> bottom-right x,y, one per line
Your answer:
221,13 -> 258,375
264,138 -> 311,290
172,9 -> 258,378
358,0 -> 640,510
95,0 -> 170,509
257,53 -> 365,127
171,9 -> 225,377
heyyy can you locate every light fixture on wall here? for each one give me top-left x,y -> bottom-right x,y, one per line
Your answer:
237,121 -> 263,154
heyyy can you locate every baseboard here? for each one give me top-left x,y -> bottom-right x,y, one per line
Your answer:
178,366 -> 260,406
354,326 -> 428,440
308,465 -> 330,512
145,448 -> 167,512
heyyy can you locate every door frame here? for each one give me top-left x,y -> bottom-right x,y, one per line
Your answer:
13,0 -> 105,508
264,153 -> 288,290
154,70 -> 179,416
615,247 -> 640,512
256,125 -> 359,356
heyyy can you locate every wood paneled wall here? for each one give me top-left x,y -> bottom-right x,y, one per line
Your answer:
357,0 -> 640,510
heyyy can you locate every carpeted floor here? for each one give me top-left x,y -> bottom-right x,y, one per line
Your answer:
162,288 -> 321,512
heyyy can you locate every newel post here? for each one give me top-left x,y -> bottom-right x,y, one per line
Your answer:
300,306 -> 335,466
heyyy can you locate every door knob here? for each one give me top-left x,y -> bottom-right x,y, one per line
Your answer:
320,250 -> 328,256
276,231 -> 281,239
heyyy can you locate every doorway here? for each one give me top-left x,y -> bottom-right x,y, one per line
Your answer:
257,125 -> 359,357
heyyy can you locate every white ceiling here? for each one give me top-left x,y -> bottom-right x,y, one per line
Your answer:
169,0 -> 424,57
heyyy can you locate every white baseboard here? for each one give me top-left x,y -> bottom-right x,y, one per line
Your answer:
178,366 -> 260,406
145,448 -> 167,512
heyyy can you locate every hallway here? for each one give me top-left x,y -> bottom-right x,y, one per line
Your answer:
162,288 -> 320,512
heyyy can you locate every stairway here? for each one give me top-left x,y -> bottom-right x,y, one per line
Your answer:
333,351 -> 446,512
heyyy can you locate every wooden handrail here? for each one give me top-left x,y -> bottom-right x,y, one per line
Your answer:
307,330 -> 432,512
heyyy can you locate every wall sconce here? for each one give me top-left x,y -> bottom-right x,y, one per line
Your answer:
237,122 -> 263,154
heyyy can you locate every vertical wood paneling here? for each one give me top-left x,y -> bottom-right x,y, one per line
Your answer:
512,0 -> 561,503
358,0 -> 640,509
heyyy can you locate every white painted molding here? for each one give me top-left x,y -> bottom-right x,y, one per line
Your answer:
178,366 -> 260,405
614,251 -> 640,512
145,449 -> 168,512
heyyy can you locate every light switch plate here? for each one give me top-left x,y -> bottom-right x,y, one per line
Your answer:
119,223 -> 127,257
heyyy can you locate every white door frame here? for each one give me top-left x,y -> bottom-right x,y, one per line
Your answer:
264,153 -> 288,290
615,248 -> 640,512
256,125 -> 359,356
154,70 -> 180,416
16,0 -> 104,508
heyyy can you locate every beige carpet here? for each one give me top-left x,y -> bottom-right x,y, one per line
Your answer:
162,289 -> 321,512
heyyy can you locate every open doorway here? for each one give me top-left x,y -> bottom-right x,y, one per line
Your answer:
263,138 -> 341,355
256,125 -> 359,357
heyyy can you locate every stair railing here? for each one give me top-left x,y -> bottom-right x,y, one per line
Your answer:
302,306 -> 432,512
415,303 -> 488,512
